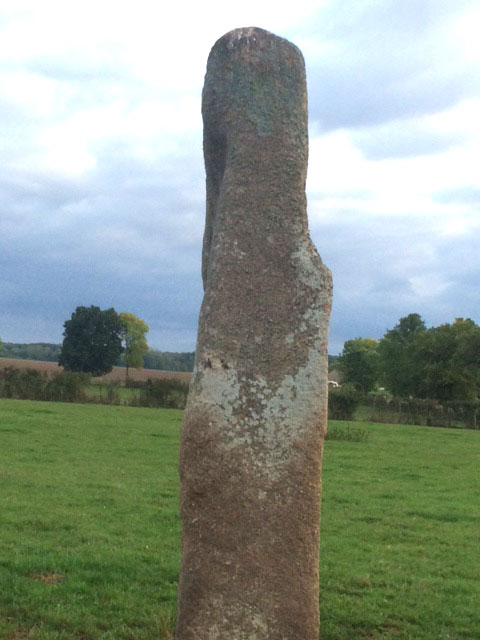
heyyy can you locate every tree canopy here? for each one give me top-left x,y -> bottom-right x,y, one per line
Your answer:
337,337 -> 379,393
377,313 -> 426,397
59,306 -> 124,376
340,313 -> 480,403
414,318 -> 480,402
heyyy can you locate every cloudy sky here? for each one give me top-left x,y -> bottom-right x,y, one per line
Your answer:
1,0 -> 479,354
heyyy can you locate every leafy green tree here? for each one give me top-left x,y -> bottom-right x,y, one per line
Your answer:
59,306 -> 124,376
379,314 -> 480,402
338,337 -> 379,392
378,313 -> 426,396
416,318 -> 480,402
119,312 -> 149,377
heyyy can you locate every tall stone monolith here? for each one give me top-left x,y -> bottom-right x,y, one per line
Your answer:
176,27 -> 332,640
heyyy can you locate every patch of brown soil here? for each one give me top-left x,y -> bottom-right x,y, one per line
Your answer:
0,358 -> 62,374
8,627 -> 36,639
30,572 -> 64,584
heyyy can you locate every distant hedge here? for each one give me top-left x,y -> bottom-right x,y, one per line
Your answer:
363,394 -> 479,429
0,367 -> 89,403
328,384 -> 360,421
131,379 -> 189,409
0,366 -> 189,410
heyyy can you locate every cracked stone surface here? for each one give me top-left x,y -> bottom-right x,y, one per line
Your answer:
176,26 -> 332,640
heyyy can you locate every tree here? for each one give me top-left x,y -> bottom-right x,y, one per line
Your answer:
378,314 -> 480,402
416,318 -> 480,402
338,337 -> 379,392
378,313 -> 426,396
119,312 -> 149,378
59,306 -> 124,376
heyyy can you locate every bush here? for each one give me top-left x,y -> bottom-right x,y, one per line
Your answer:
326,424 -> 370,442
0,367 -> 46,400
363,394 -> 479,429
44,372 -> 90,403
328,384 -> 360,421
124,377 -> 144,389
134,378 -> 189,409
0,367 -> 89,403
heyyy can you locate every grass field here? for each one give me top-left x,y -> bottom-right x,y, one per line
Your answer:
0,399 -> 479,639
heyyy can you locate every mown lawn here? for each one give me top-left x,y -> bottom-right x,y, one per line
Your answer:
0,399 -> 478,639
0,400 -> 180,640
320,422 -> 480,639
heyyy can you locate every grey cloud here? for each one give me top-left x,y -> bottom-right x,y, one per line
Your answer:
0,136 -> 205,349
351,122 -> 467,160
0,228 -> 203,349
2,2 -> 479,354
27,56 -> 132,84
307,61 -> 477,132
302,0 -> 480,131
307,188 -> 374,201
0,171 -> 92,213
310,209 -> 480,353
5,122 -> 478,354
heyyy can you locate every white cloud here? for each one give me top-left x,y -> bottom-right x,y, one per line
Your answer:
452,3 -> 480,63
409,274 -> 452,299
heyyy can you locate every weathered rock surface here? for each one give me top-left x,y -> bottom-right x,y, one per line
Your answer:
176,26 -> 332,640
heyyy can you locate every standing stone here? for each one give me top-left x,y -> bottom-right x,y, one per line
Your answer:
176,27 -> 332,640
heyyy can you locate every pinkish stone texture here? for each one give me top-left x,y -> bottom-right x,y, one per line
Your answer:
176,26 -> 332,640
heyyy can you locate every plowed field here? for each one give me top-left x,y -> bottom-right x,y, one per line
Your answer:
0,357 -> 191,384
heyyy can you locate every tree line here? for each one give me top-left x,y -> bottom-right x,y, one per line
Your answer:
337,313 -> 480,403
1,342 -> 61,362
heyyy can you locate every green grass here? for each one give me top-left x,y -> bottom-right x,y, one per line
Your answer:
0,400 -> 180,639
321,421 -> 480,639
87,383 -> 141,404
0,400 -> 479,639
